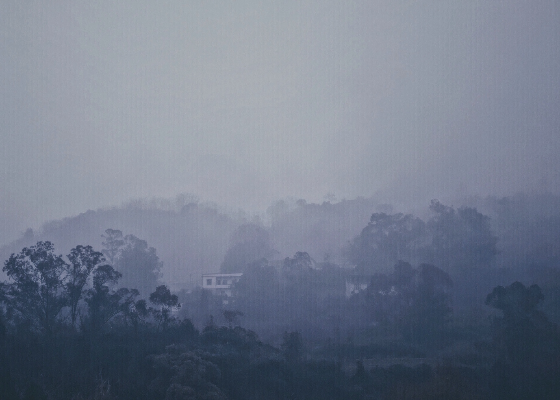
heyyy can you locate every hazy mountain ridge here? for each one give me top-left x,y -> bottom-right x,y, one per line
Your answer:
0,196 -> 385,289
0,203 -> 239,289
2,193 -> 560,293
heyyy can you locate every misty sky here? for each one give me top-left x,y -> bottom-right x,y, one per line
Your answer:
1,0 -> 559,246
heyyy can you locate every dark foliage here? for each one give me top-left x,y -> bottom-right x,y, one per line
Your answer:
2,241 -> 67,335
364,262 -> 453,344
485,282 -> 560,399
102,230 -> 162,298
149,284 -> 180,331
345,213 -> 426,274
0,206 -> 559,400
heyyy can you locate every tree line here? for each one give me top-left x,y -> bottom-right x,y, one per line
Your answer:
0,233 -> 177,337
1,200 -> 560,399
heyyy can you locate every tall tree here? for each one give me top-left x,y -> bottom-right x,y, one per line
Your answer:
427,200 -> 498,274
402,263 -> 453,343
485,282 -> 560,399
283,251 -> 314,271
149,284 -> 180,331
346,213 -> 426,273
102,230 -> 162,297
117,234 -> 162,297
2,241 -> 67,335
114,287 -> 147,331
281,252 -> 319,322
101,229 -> 124,266
364,261 -> 453,343
65,245 -> 107,328
83,264 -> 122,333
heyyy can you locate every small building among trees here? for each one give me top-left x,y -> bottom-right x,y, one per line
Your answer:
345,274 -> 371,297
202,273 -> 243,304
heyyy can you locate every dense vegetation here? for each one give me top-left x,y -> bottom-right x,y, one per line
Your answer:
1,195 -> 559,399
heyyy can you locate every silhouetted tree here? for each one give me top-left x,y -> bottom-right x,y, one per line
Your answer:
346,213 -> 426,274
83,264 -> 122,333
365,262 -> 452,343
486,282 -> 560,399
2,241 -> 67,335
114,287 -> 148,331
116,234 -> 162,298
402,264 -> 453,343
486,282 -> 543,320
281,252 -> 319,322
283,251 -> 314,271
149,284 -> 180,331
485,282 -> 556,362
101,230 -> 163,298
65,245 -> 107,328
101,229 -> 125,266
427,200 -> 498,274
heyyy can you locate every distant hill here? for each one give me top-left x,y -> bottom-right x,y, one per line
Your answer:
0,196 -> 387,290
2,193 -> 560,294
0,202 -> 240,290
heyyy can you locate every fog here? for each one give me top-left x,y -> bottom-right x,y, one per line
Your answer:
1,0 -> 559,246
2,192 -> 560,398
2,2 -> 560,394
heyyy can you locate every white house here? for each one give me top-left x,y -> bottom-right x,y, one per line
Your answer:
345,274 -> 371,297
202,273 -> 243,303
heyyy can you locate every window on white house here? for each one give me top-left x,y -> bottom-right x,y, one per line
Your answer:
206,279 -> 212,286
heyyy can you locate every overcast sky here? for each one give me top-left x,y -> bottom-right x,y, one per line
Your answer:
1,0 -> 559,245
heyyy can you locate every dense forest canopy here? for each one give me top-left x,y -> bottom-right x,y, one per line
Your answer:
0,193 -> 559,398
3,193 -> 559,287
